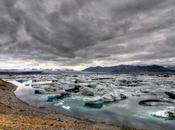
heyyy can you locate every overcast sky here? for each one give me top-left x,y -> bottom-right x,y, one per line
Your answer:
0,0 -> 175,70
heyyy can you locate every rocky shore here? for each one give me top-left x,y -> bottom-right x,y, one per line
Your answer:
0,79 -> 145,130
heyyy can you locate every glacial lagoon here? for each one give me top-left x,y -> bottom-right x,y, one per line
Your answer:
5,74 -> 175,130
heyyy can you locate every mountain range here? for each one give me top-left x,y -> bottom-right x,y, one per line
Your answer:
83,65 -> 175,74
0,65 -> 175,75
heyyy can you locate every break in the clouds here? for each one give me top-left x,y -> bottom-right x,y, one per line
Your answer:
0,0 -> 175,70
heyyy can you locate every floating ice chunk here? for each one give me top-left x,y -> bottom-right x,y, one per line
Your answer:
83,96 -> 102,102
81,87 -> 94,96
47,94 -> 62,102
140,89 -> 151,94
54,101 -> 64,106
102,94 -> 114,103
151,107 -> 175,120
84,100 -> 103,109
62,105 -> 71,110
102,92 -> 127,103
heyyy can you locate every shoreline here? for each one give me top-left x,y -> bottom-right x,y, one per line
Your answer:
0,79 -> 145,130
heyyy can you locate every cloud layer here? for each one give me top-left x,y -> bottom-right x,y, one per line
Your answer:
0,0 -> 175,69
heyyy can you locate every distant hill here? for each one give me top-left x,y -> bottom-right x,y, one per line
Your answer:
167,66 -> 175,71
0,70 -> 44,75
0,69 -> 79,75
83,65 -> 175,74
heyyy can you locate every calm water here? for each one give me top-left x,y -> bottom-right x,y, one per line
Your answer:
6,74 -> 175,130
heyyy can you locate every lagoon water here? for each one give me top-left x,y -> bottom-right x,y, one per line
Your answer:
7,74 -> 175,130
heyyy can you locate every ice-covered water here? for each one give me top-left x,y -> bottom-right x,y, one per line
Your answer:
4,74 -> 175,130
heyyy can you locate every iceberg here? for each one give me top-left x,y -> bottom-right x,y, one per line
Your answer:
151,107 -> 175,120
84,100 -> 103,109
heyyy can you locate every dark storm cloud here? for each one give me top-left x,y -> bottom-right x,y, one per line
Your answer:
0,0 -> 175,69
111,0 -> 165,16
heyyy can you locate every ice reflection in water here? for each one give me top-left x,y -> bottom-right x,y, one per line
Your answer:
7,74 -> 175,130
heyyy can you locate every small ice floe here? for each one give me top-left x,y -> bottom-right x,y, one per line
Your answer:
62,105 -> 71,110
83,92 -> 127,109
140,88 -> 151,94
81,87 -> 94,96
151,107 -> 175,120
47,92 -> 70,102
84,100 -> 103,109
34,89 -> 46,94
102,92 -> 127,103
47,94 -> 63,102
23,80 -> 33,86
31,81 -> 53,86
44,87 -> 57,92
54,101 -> 64,106
54,101 -> 71,111
83,96 -> 102,102
83,96 -> 104,109
102,94 -> 114,103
